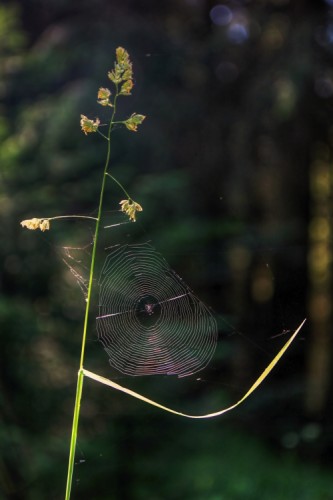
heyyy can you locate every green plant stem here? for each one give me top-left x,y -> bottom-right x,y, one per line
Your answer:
48,215 -> 98,221
97,130 -> 109,140
105,172 -> 131,200
65,92 -> 119,500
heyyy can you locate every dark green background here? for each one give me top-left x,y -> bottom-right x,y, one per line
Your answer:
1,1 -> 333,498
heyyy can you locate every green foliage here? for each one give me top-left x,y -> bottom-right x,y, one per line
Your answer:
72,416 -> 333,500
0,4 -> 25,57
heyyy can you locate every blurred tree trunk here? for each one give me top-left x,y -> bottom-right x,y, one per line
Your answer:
305,142 -> 332,416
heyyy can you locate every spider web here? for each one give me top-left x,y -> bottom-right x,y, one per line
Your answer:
59,212 -> 131,302
62,244 -> 92,301
96,242 -> 218,377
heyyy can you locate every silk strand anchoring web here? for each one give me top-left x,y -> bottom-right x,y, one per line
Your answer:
96,242 -> 218,377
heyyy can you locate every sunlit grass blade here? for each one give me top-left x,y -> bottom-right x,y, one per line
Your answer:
82,319 -> 305,419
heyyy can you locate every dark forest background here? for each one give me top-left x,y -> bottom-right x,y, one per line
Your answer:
1,0 -> 333,499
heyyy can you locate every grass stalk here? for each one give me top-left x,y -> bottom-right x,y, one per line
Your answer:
64,94 -> 118,500
20,48 -> 145,500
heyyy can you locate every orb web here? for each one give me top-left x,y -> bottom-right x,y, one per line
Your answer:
96,243 -> 218,377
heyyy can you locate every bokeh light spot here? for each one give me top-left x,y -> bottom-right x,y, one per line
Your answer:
301,423 -> 322,442
209,5 -> 233,26
227,23 -> 249,44
281,432 -> 299,449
